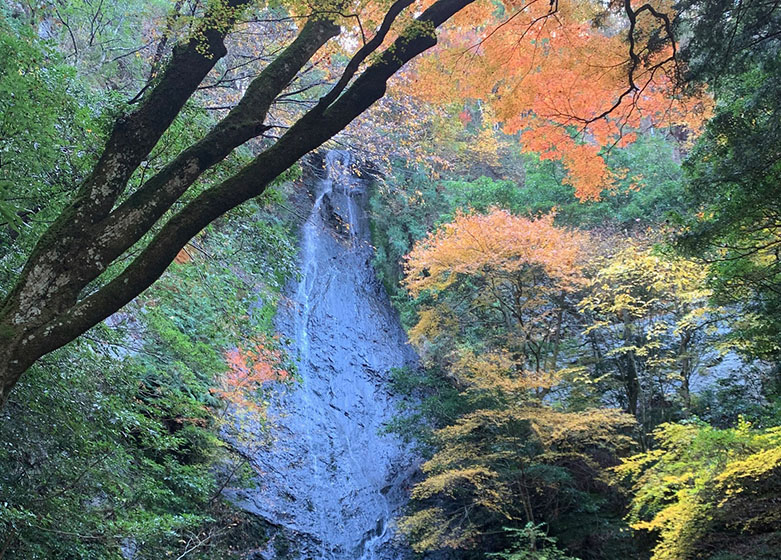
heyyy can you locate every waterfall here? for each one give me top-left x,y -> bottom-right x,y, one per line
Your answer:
229,150 -> 418,559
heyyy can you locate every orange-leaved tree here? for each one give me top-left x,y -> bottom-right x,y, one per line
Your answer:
400,0 -> 712,198
404,208 -> 588,374
214,336 -> 290,416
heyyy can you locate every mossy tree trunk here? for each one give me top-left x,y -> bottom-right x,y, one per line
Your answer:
0,0 -> 476,405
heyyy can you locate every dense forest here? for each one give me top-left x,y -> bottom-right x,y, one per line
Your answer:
0,0 -> 779,559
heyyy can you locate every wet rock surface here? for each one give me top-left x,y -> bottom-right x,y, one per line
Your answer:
229,151 -> 418,559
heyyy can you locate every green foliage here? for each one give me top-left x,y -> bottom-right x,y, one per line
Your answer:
0,200 -> 298,558
678,0 -> 781,84
13,0 -> 171,85
691,367 -> 781,429
0,329 -> 228,559
671,0 -> 781,373
0,15 -> 103,293
516,135 -> 686,229
674,58 -> 781,365
489,524 -> 581,560
382,365 -> 470,454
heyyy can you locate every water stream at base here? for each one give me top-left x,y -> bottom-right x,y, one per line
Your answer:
229,150 -> 418,559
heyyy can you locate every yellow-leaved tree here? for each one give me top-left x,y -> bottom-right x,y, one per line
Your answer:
578,244 -> 716,431
615,420 -> 781,560
399,208 -> 637,556
398,350 -> 637,554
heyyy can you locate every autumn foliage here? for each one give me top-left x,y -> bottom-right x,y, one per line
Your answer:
579,244 -> 714,422
399,405 -> 637,552
214,337 -> 289,413
404,209 -> 586,296
404,209 -> 588,373
397,210 -> 725,555
616,421 -> 781,560
403,0 -> 712,198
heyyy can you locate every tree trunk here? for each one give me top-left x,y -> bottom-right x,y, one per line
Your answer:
0,0 -> 476,406
621,309 -> 641,417
678,329 -> 693,410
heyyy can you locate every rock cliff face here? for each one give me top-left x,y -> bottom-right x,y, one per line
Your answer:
232,151 -> 418,559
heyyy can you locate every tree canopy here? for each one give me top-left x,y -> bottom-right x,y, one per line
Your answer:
1,0 -> 780,557
0,0 -> 714,403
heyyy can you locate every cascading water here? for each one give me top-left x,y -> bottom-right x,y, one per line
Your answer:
230,150 -> 418,559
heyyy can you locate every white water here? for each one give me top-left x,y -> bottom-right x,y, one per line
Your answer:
229,150 -> 418,559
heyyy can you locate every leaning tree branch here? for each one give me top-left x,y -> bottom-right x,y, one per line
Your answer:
0,0 -> 476,405
575,0 -> 678,127
315,0 -> 416,111
34,0 -> 477,362
84,16 -> 341,281
0,0 -> 253,333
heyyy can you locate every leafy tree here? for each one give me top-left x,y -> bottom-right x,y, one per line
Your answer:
0,173 -> 297,557
517,134 -> 687,229
0,0 -> 712,404
674,62 -> 781,364
0,15 -> 97,257
398,360 -> 637,557
397,209 -> 639,558
616,419 -> 781,560
0,201 -> 297,558
672,0 -> 781,367
404,209 -> 587,374
578,244 -> 716,429
369,131 -> 688,328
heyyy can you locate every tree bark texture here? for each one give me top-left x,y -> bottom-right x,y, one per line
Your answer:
0,0 -> 475,405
